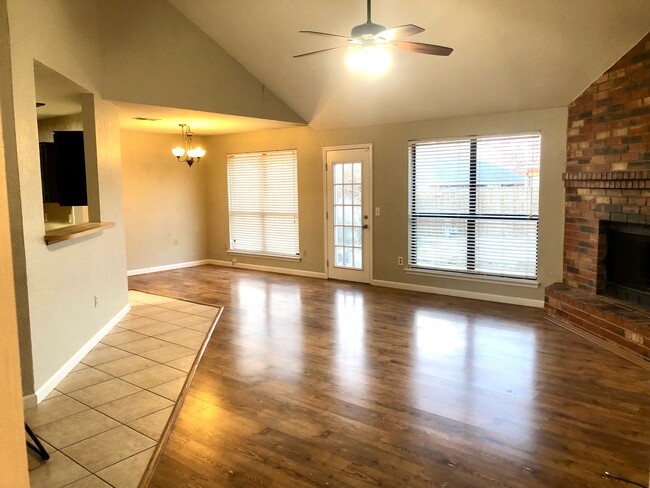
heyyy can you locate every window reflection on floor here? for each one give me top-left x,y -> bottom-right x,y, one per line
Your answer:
233,279 -> 304,382
412,310 -> 537,444
334,290 -> 367,397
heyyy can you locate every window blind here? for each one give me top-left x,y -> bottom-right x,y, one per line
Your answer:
408,133 -> 540,280
227,150 -> 299,258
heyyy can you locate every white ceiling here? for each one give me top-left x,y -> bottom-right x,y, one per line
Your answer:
169,0 -> 650,131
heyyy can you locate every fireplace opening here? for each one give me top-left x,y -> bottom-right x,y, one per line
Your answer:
604,222 -> 650,308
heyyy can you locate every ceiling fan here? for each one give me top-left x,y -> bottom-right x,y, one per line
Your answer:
294,0 -> 453,60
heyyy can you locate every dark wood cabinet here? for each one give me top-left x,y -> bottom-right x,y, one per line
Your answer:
39,131 -> 87,206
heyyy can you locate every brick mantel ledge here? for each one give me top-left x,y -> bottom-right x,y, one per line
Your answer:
563,171 -> 650,190
563,171 -> 650,181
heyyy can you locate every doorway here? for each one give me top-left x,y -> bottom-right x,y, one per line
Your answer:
324,145 -> 373,283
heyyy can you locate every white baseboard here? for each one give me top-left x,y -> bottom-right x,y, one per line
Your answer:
372,279 -> 544,308
208,259 -> 326,279
127,260 -> 212,276
23,303 -> 131,408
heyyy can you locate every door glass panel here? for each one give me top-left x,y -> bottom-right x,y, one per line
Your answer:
353,185 -> 361,205
344,227 -> 353,245
344,206 -> 352,225
335,246 -> 344,266
335,185 -> 343,204
354,227 -> 362,246
353,165 -> 361,183
335,227 -> 343,245
354,248 -> 362,268
334,164 -> 343,184
353,207 -> 361,226
335,206 -> 343,225
332,161 -> 363,270
344,185 -> 352,204
344,164 -> 353,183
344,247 -> 353,266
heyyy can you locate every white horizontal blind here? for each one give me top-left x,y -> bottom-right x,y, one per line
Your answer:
227,150 -> 299,258
408,133 -> 540,279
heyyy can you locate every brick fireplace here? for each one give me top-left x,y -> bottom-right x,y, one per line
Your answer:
544,33 -> 650,365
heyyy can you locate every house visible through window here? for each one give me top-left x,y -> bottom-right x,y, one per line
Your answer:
227,149 -> 300,258
408,133 -> 540,280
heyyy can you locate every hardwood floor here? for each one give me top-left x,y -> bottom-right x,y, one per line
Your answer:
129,265 -> 650,488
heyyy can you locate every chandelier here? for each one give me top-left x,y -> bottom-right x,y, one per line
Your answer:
171,123 -> 205,167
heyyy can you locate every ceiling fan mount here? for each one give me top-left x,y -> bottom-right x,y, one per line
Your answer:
351,22 -> 386,39
294,0 -> 453,60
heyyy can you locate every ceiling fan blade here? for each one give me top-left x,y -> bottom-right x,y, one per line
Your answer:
293,46 -> 347,58
299,30 -> 351,40
390,41 -> 453,56
375,24 -> 424,41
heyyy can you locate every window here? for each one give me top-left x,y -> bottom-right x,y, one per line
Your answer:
408,133 -> 540,280
227,149 -> 299,258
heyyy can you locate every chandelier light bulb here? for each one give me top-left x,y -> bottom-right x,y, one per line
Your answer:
172,146 -> 185,157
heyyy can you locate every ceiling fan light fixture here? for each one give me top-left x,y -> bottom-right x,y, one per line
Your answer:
346,43 -> 391,74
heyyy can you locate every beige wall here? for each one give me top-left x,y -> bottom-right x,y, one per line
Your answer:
121,131 -> 209,271
204,107 -> 567,303
1,0 -> 128,395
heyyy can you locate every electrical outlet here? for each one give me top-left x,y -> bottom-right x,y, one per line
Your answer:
94,295 -> 99,308
375,207 -> 381,217
173,238 -> 179,246
232,257 -> 237,264
397,256 -> 404,266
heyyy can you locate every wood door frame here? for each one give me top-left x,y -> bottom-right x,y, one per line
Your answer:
322,143 -> 373,282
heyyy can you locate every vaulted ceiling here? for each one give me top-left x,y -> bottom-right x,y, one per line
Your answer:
169,0 -> 650,131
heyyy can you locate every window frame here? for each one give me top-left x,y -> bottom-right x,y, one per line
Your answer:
408,133 -> 540,282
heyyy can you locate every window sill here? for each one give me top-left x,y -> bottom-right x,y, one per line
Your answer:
44,221 -> 115,245
405,267 -> 540,288
227,250 -> 301,262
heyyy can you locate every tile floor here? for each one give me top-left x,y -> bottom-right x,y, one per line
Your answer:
25,290 -> 219,488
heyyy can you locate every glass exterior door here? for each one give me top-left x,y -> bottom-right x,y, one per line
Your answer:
326,147 -> 371,283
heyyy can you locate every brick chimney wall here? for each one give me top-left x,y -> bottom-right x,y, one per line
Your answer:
564,33 -> 650,292
545,33 -> 650,363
